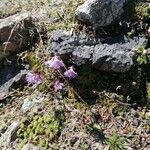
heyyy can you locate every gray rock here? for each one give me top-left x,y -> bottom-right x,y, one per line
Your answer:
47,30 -> 101,65
76,0 -> 129,29
0,70 -> 28,100
22,144 -> 41,150
0,119 -> 7,134
21,99 -> 34,113
21,92 -> 47,113
4,121 -> 20,143
47,30 -> 147,73
93,37 -> 147,72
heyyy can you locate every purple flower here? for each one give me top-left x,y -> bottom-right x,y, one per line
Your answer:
45,56 -> 64,69
64,66 -> 77,79
54,80 -> 64,92
26,72 -> 43,85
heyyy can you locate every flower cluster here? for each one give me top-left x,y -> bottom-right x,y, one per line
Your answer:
26,72 -> 43,85
26,55 -> 77,92
45,56 -> 64,69
54,80 -> 64,92
64,66 -> 77,79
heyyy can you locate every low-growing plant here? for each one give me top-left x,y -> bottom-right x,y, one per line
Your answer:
106,129 -> 126,150
86,122 -> 106,142
17,110 -> 64,149
24,51 -> 79,100
136,45 -> 147,65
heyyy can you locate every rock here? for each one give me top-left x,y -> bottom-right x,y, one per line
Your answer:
0,12 -> 41,60
0,121 -> 21,150
47,30 -> 147,73
0,70 -> 28,100
22,144 -> 41,150
93,37 -> 147,72
4,121 -> 20,143
21,92 -> 47,113
48,30 -> 100,65
21,99 -> 34,114
76,0 -> 129,29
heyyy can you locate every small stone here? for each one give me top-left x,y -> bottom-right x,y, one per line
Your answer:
3,121 -> 20,144
21,98 -> 34,113
22,144 -> 41,150
21,92 -> 47,113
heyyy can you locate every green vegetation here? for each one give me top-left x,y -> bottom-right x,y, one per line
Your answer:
46,0 -> 84,31
86,123 -> 106,142
0,0 -> 51,17
0,0 -> 84,31
146,83 -> 150,99
0,1 -> 150,150
17,110 -> 64,149
124,2 -> 150,22
106,129 -> 126,150
86,123 -> 127,150
136,45 -> 147,65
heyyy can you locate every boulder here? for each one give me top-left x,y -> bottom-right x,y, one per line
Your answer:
93,37 -> 147,72
0,12 -> 41,60
76,0 -> 129,29
0,70 -> 28,100
47,30 -> 147,73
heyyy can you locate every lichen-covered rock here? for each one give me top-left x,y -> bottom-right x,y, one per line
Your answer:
76,0 -> 129,29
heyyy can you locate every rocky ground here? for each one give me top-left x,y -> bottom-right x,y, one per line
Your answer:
0,0 -> 150,150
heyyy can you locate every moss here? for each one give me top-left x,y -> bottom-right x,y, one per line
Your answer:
136,45 -> 147,65
146,83 -> 150,100
39,138 -> 47,148
26,52 -> 43,72
17,110 -> 64,149
124,2 -> 150,22
37,83 -> 50,92
19,139 -> 28,149
0,51 -> 6,61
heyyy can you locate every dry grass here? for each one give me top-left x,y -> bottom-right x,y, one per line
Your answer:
0,0 -> 84,31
